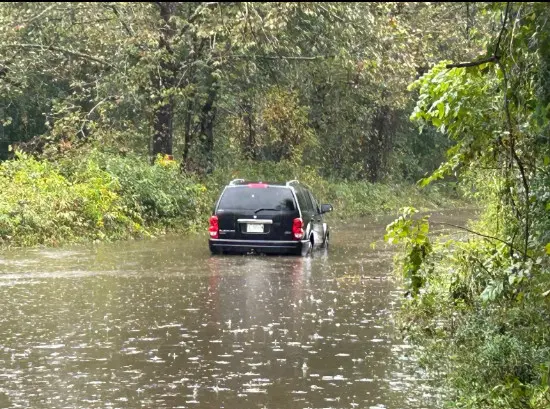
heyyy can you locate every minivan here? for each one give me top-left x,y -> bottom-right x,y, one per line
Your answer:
208,179 -> 333,255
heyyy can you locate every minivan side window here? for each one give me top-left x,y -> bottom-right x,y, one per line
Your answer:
304,189 -> 314,213
297,186 -> 314,214
294,187 -> 309,213
308,191 -> 320,214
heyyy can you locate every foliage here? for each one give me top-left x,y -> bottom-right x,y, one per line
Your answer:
0,2 -> 488,181
385,2 -> 550,408
0,151 -> 140,246
207,159 -> 467,218
385,207 -> 432,296
70,150 -> 209,228
0,149 -> 212,247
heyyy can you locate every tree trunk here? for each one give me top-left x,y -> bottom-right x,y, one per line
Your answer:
152,2 -> 176,159
200,77 -> 218,172
365,105 -> 393,183
153,96 -> 174,157
183,98 -> 194,162
243,100 -> 256,160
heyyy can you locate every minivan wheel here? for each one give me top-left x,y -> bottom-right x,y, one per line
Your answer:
299,240 -> 312,256
322,231 -> 329,249
309,235 -> 315,255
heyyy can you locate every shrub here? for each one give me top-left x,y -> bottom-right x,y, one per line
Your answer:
0,152 -> 140,246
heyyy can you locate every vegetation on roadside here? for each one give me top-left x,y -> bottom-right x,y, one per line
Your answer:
0,147 -> 467,248
385,3 -> 550,408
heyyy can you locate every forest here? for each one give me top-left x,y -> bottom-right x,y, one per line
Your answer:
1,2 -> 549,408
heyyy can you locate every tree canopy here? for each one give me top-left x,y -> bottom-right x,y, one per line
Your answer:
1,2 -> 489,181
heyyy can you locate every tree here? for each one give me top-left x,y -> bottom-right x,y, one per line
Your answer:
0,2 -> 489,182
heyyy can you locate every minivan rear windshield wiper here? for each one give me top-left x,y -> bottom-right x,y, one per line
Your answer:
253,208 -> 278,214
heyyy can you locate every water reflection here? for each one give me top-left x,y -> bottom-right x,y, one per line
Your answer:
0,211 -> 474,408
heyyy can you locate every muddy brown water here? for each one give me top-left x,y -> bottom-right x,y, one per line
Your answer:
0,210 -> 474,409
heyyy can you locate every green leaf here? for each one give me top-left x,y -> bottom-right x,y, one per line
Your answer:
437,102 -> 445,118
545,243 -> 550,255
481,280 -> 503,302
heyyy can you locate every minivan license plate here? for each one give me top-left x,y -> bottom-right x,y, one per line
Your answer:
247,224 -> 264,233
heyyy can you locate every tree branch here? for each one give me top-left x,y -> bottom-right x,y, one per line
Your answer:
495,2 -> 511,56
316,4 -> 345,23
445,2 -> 510,69
110,5 -> 134,36
179,2 -> 220,37
498,59 -> 530,261
0,64 -> 23,88
230,54 -> 334,61
445,55 -> 499,69
20,4 -> 56,25
431,221 -> 529,259
2,44 -> 113,67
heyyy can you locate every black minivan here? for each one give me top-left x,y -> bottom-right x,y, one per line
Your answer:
208,179 -> 333,255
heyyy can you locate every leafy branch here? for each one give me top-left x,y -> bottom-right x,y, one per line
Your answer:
2,44 -> 113,67
431,221 -> 530,260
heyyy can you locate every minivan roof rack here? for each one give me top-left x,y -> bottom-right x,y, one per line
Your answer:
229,178 -> 246,185
286,179 -> 299,186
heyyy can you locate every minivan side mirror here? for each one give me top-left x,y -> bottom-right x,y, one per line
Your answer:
320,204 -> 333,214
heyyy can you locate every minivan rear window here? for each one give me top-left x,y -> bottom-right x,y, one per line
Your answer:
218,187 -> 296,211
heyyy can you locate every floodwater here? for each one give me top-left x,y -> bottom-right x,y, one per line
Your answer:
0,210 -> 473,409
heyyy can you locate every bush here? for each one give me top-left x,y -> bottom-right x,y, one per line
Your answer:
389,208 -> 550,409
0,149 -> 212,248
206,159 -> 469,219
0,152 -> 140,246
80,151 -> 209,229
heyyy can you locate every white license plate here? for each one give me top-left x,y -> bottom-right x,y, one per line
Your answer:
247,224 -> 264,233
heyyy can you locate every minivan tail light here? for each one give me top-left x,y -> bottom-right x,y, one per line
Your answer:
209,216 -> 219,239
292,218 -> 304,240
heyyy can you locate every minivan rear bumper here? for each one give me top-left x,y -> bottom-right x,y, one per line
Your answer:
209,238 -> 310,255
